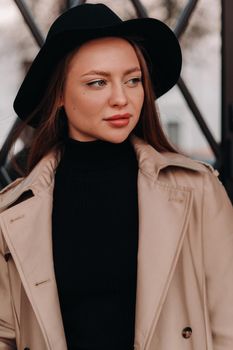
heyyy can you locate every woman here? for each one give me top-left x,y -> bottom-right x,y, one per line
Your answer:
0,3 -> 233,350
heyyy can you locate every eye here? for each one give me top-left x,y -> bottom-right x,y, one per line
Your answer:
126,77 -> 142,87
86,79 -> 107,87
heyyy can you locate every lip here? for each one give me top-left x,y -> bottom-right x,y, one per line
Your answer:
104,113 -> 131,121
105,118 -> 130,127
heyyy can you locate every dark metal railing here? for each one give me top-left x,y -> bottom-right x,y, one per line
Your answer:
174,0 -> 199,37
13,0 -> 44,47
131,0 -> 148,18
178,78 -> 220,159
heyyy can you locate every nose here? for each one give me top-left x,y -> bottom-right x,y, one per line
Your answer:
109,83 -> 128,108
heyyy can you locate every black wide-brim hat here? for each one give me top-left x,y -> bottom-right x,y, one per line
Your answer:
13,3 -> 182,128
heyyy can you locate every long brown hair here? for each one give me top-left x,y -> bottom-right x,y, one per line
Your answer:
10,37 -> 177,176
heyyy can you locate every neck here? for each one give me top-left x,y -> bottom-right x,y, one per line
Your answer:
59,137 -> 137,171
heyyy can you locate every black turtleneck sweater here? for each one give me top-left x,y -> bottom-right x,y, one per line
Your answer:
52,137 -> 139,350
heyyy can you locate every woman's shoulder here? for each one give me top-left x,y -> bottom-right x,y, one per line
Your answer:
161,150 -> 222,188
131,135 -> 219,180
0,177 -> 25,199
131,135 -> 218,176
161,151 -> 218,176
160,152 -> 233,212
0,177 -> 25,213
155,152 -> 233,215
0,151 -> 58,211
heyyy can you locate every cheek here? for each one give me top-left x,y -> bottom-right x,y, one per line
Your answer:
66,91 -> 107,123
65,91 -> 91,114
76,91 -> 106,109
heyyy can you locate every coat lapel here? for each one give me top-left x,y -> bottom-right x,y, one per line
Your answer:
134,170 -> 193,350
0,191 -> 67,350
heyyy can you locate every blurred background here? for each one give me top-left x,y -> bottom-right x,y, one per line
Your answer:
1,0 -> 233,199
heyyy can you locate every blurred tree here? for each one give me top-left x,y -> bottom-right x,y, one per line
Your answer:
146,0 -> 211,47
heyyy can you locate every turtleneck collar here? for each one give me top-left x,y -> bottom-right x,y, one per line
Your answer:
60,136 -> 137,171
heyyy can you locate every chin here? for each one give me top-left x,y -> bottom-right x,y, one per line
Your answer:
103,131 -> 131,144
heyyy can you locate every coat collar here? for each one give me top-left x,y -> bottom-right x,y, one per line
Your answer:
0,136 -> 206,350
131,134 -> 211,177
0,135 -> 208,208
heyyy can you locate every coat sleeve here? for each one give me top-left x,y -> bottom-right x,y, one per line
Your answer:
0,232 -> 17,349
203,171 -> 233,349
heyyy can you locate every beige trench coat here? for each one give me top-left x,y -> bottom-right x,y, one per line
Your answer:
0,135 -> 233,350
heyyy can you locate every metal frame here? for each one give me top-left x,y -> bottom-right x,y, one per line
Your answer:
1,0 -> 232,199
13,0 -> 44,47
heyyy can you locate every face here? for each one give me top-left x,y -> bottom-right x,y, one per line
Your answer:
61,37 -> 144,143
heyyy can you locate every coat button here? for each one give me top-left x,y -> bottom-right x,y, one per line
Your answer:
182,326 -> 192,339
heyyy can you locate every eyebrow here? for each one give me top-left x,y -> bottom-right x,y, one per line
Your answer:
81,67 -> 142,78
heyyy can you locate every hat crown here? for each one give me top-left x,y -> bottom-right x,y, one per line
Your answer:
46,3 -> 122,41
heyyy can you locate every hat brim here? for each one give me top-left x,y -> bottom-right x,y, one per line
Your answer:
13,18 -> 182,128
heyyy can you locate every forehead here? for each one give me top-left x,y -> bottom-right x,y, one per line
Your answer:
67,37 -> 140,73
